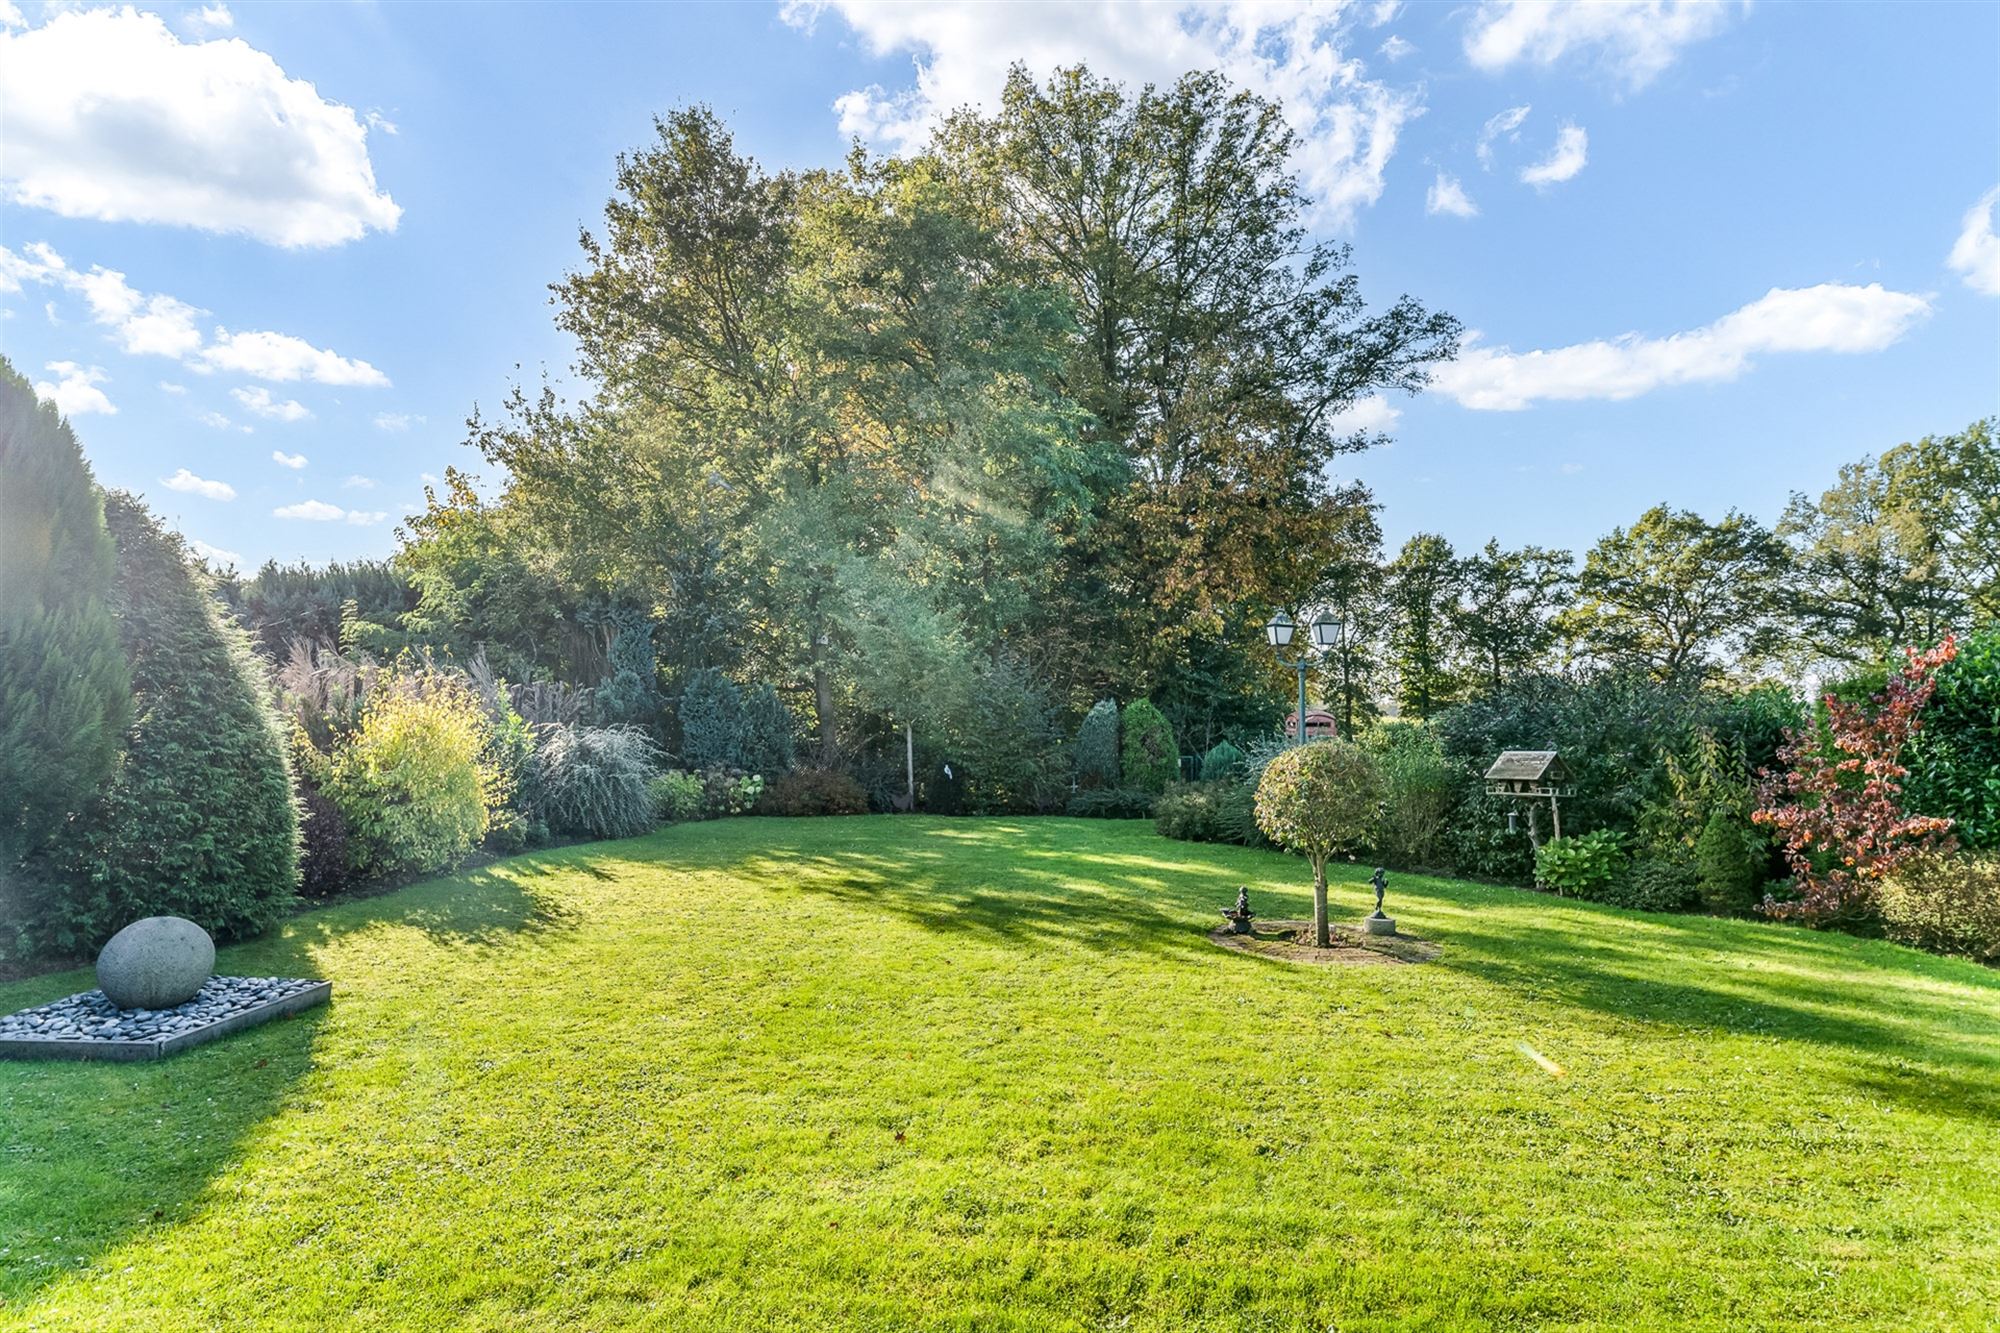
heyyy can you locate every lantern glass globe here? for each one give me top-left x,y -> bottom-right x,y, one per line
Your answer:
1265,610 -> 1295,648
1309,612 -> 1342,650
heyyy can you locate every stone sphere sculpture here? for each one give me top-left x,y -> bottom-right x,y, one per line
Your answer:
96,916 -> 215,1010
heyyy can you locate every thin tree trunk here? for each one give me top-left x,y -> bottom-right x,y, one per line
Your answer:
814,657 -> 838,767
1313,861 -> 1330,948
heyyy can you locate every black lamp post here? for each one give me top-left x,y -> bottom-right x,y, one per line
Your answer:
1266,609 -> 1344,745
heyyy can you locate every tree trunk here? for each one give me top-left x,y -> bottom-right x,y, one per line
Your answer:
1312,861 -> 1330,948
814,657 -> 838,767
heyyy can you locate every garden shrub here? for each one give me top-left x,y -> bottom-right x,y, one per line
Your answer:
1198,741 -> 1246,781
1155,781 -> 1250,843
1905,627 -> 2000,850
1366,722 -> 1455,870
1064,788 -> 1157,819
329,673 -> 496,877
536,724 -> 663,839
741,682 -> 798,778
757,768 -> 868,816
1878,852 -> 2000,961
1074,699 -> 1121,789
1756,638 -> 1957,924
1255,740 -> 1385,946
679,667 -> 749,769
954,660 -> 1068,813
42,493 -> 300,953
652,771 -> 704,823
591,607 -> 664,730
1602,857 -> 1700,913
296,775 -> 351,899
0,359 -> 130,930
1694,805 -> 1768,914
1535,830 -> 1626,899
1120,699 -> 1179,795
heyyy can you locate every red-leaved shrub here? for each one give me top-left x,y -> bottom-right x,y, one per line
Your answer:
1754,637 -> 1957,924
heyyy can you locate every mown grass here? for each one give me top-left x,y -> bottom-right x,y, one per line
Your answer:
1,816 -> 1996,1330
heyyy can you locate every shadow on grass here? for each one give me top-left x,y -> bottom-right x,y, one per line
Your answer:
0,856 -> 582,1309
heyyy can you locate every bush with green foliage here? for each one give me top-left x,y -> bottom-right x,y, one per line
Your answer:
1074,699 -> 1121,790
1535,830 -> 1627,899
652,771 -> 704,823
536,724 -> 663,839
1198,741 -> 1246,781
328,673 -> 496,877
1064,788 -> 1158,819
679,667 -> 749,769
1154,781 -> 1257,844
42,493 -> 300,953
1693,805 -> 1769,914
1254,740 -> 1386,946
1878,852 -> 2000,961
1365,722 -> 1456,870
1435,673 -> 1801,884
757,769 -> 868,816
0,360 -> 131,934
296,775 -> 351,899
741,683 -> 798,777
1602,857 -> 1700,913
1905,627 -> 2000,850
1120,699 -> 1179,794
591,607 -> 665,730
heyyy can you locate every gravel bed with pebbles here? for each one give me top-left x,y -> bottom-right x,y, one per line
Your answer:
0,976 -> 324,1045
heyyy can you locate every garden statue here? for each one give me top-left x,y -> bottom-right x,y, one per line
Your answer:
1221,886 -> 1256,934
1363,867 -> 1396,937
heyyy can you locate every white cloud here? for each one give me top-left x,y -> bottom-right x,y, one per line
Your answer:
1948,185 -> 2000,298
0,3 -> 23,30
0,8 -> 400,247
1426,172 -> 1478,219
184,3 -> 233,33
232,385 -> 312,421
1,241 -> 386,385
1520,124 -> 1588,187
1379,34 -> 1414,61
273,499 -> 345,521
373,411 -> 424,432
365,110 -> 399,136
33,361 -> 115,416
785,1 -> 1422,231
1326,394 -> 1402,435
1434,283 -> 1932,411
272,450 -> 309,469
160,380 -> 187,394
200,329 -> 389,386
1464,0 -> 1743,88
199,410 -> 235,430
343,474 -> 377,489
1476,104 -> 1530,168
162,467 -> 236,501
186,537 -> 243,568
344,509 -> 388,527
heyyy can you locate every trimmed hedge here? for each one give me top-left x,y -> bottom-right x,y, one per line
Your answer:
1074,699 -> 1121,789
1064,788 -> 1157,819
44,493 -> 300,953
1120,699 -> 1178,794
757,768 -> 868,816
0,359 -> 131,930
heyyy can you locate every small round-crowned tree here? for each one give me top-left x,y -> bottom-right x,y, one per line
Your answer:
1254,740 -> 1384,947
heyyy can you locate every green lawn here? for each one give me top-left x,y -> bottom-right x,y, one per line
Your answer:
2,817 -> 1996,1331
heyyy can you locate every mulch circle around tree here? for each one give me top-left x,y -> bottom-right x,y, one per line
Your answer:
1207,919 -> 1440,966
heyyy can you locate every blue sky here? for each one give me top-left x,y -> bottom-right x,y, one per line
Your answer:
3,0 -> 1996,572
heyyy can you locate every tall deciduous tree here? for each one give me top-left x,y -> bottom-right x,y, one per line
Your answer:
0,358 -> 131,904
941,65 -> 1459,694
1453,540 -> 1573,690
1564,506 -> 1785,681
1386,533 -> 1463,719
